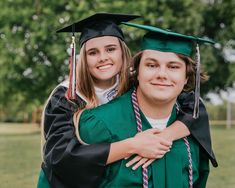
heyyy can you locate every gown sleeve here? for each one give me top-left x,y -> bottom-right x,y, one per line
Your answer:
177,92 -> 218,167
78,110 -> 113,144
43,86 -> 110,188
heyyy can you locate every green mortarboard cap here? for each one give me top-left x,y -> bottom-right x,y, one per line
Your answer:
122,22 -> 214,57
57,13 -> 140,46
123,22 -> 215,119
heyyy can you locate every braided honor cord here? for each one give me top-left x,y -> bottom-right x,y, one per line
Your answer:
176,102 -> 193,188
132,89 -> 193,188
131,90 -> 148,188
183,137 -> 193,188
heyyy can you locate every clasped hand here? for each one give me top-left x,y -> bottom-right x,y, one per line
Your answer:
126,128 -> 172,170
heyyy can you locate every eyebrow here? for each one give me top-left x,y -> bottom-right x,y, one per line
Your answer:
86,44 -> 118,52
105,44 -> 118,48
144,57 -> 158,62
144,57 -> 185,65
168,61 -> 185,65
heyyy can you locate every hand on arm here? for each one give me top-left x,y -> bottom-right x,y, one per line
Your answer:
126,121 -> 190,170
158,120 -> 190,142
109,129 -> 172,168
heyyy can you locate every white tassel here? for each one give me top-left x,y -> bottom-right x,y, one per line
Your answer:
193,44 -> 200,119
71,35 -> 77,100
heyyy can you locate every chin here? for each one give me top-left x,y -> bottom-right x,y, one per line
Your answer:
151,94 -> 175,102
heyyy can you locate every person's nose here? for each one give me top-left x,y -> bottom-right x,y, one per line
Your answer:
98,51 -> 108,63
155,66 -> 167,79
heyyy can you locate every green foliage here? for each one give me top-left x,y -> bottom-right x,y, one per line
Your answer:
0,0 -> 234,121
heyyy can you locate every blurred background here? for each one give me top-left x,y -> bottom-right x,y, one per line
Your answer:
0,0 -> 234,187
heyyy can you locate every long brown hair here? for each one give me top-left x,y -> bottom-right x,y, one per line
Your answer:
77,38 -> 131,108
178,54 -> 208,92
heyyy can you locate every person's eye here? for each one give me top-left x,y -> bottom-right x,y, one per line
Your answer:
106,47 -> 116,53
169,64 -> 180,69
146,63 -> 157,68
88,51 -> 97,56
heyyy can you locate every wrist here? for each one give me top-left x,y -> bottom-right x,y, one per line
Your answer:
159,130 -> 174,142
125,137 -> 138,155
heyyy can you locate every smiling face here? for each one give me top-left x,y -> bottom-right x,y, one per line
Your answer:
85,36 -> 123,89
137,50 -> 188,106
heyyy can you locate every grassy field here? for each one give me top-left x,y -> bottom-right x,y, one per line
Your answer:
0,123 -> 41,188
0,123 -> 234,188
207,126 -> 235,188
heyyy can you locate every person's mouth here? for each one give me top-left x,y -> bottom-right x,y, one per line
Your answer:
97,64 -> 113,70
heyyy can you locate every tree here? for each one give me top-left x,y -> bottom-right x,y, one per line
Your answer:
0,0 -> 234,121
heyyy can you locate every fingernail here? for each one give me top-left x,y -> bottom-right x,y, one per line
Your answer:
126,163 -> 130,167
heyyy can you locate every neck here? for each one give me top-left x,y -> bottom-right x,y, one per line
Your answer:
93,77 -> 116,90
136,88 -> 176,119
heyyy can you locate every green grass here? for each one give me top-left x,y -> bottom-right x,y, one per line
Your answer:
0,124 -> 41,188
0,124 -> 234,187
207,126 -> 235,188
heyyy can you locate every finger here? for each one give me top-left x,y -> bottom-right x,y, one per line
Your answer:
155,150 -> 168,156
126,156 -> 142,167
157,144 -> 171,151
159,139 -> 172,147
142,159 -> 155,168
153,149 -> 169,160
156,154 -> 164,159
132,158 -> 148,170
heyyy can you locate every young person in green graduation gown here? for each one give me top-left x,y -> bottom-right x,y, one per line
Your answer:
38,13 -> 217,188
76,22 -> 217,188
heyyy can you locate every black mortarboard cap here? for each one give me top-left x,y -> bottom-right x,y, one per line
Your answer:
57,13 -> 140,46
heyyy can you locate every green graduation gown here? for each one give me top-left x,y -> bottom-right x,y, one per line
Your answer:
79,90 -> 209,188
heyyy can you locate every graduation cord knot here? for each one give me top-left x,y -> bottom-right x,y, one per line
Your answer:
131,89 -> 193,188
131,89 -> 148,188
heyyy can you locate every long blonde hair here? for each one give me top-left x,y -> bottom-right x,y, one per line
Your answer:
77,38 -> 131,107
41,38 -> 132,161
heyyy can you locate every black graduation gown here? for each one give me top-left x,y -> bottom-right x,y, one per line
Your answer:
42,86 -> 110,188
177,92 -> 218,167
